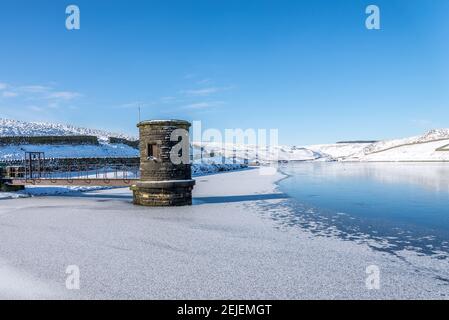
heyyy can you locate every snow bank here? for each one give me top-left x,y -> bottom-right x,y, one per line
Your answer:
192,163 -> 248,176
18,186 -> 111,196
0,192 -> 29,200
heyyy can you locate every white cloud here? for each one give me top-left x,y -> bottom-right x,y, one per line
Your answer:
27,105 -> 45,112
160,96 -> 177,102
47,91 -> 81,100
118,101 -> 149,109
181,101 -> 224,110
0,83 -> 7,90
47,102 -> 60,109
118,96 -> 184,109
181,86 -> 234,97
181,85 -> 233,97
19,85 -> 52,93
0,82 -> 83,114
197,78 -> 212,85
181,87 -> 220,96
2,91 -> 18,98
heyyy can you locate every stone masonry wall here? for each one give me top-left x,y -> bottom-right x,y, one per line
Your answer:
0,135 -> 99,145
138,121 -> 191,181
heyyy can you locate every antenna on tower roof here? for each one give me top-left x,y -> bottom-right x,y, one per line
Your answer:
138,104 -> 141,123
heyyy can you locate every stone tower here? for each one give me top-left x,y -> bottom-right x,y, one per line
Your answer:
131,120 -> 195,206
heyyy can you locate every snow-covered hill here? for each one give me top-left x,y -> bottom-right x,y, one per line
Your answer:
358,129 -> 449,156
192,142 -> 322,163
306,143 -> 370,160
195,129 -> 449,163
0,118 -> 137,141
0,118 -> 139,160
347,139 -> 449,162
1,118 -> 449,162
344,129 -> 449,162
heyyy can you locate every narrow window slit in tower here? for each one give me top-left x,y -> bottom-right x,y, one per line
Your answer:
147,143 -> 159,161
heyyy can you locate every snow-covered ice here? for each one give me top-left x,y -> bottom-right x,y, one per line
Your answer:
0,168 -> 448,299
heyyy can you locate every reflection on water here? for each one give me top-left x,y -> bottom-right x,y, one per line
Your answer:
277,162 -> 449,256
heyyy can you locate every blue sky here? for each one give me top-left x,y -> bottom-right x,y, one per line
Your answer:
0,0 -> 448,145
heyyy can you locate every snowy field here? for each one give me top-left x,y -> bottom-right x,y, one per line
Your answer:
0,168 -> 448,299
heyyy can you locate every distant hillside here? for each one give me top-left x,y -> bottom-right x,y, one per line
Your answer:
195,129 -> 449,162
344,129 -> 449,162
336,140 -> 378,144
0,118 -> 139,160
360,129 -> 449,155
192,142 -> 322,163
306,143 -> 370,160
2,118 -> 449,162
0,118 -> 137,142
